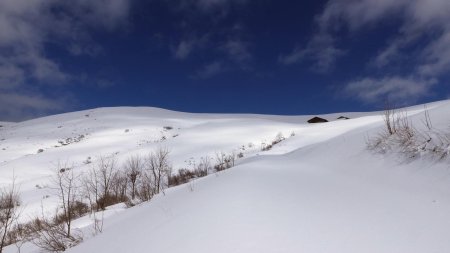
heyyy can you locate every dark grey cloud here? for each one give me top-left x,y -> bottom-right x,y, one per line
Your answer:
0,0 -> 132,120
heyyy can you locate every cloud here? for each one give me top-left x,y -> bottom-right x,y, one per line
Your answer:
291,0 -> 450,103
279,33 -> 345,72
419,31 -> 450,76
344,76 -> 436,104
222,39 -> 252,69
0,0 -> 132,120
193,61 -> 226,79
0,63 -> 25,90
190,38 -> 251,79
173,0 -> 248,15
196,0 -> 247,10
285,0 -> 450,71
173,40 -> 196,60
172,35 -> 209,60
0,92 -> 69,122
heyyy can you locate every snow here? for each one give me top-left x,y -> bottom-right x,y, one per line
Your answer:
2,100 -> 450,252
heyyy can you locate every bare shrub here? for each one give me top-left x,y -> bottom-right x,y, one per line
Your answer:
54,201 -> 88,225
213,152 -> 238,172
383,100 -> 396,135
261,142 -> 272,151
273,132 -> 285,145
368,105 -> 450,162
168,169 -> 195,187
198,156 -> 211,175
261,132 -> 287,151
214,152 -> 226,171
421,105 -> 433,130
29,215 -> 82,252
92,211 -> 104,235
0,180 -> 20,252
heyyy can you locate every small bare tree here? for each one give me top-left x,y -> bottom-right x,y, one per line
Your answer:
125,155 -> 142,200
83,156 -> 118,211
140,148 -> 172,199
53,164 -> 79,238
0,180 -> 20,253
110,171 -> 128,204
148,148 -> 171,194
97,157 -> 117,210
30,164 -> 83,252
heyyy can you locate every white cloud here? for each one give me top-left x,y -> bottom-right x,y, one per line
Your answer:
289,0 -> 450,103
285,0 -> 450,71
344,76 -> 436,103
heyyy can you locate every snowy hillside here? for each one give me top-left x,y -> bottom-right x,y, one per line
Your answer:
2,100 -> 450,252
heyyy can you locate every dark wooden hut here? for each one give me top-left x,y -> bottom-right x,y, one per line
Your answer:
307,117 -> 328,123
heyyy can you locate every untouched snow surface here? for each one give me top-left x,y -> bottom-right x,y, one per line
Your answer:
1,100 -> 450,252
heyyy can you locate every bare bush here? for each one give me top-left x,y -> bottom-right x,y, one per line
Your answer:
92,211 -> 104,235
421,105 -> 433,130
383,100 -> 396,135
0,180 -> 20,252
261,132 -> 287,151
214,152 -> 227,171
197,156 -> 211,175
168,169 -> 196,187
274,132 -> 285,144
368,106 -> 450,161
213,152 -> 236,171
29,215 -> 82,252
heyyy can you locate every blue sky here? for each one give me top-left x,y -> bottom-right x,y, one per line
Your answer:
1,0 -> 449,121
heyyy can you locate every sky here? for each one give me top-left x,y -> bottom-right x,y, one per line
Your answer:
1,0 -> 450,121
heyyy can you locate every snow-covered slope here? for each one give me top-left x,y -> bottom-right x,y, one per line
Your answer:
2,100 -> 450,252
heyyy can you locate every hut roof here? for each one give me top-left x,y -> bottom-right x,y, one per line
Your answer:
307,117 -> 328,123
